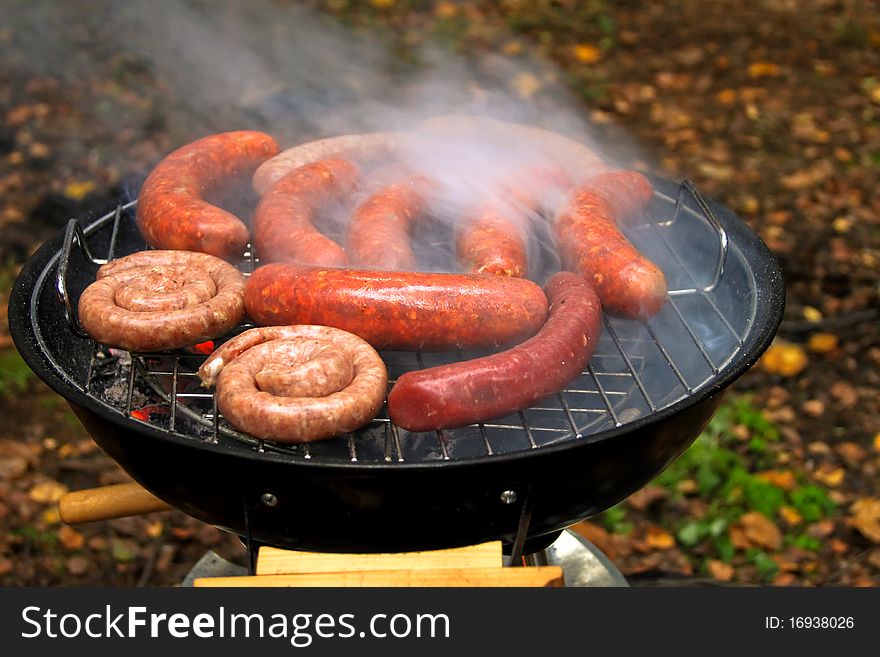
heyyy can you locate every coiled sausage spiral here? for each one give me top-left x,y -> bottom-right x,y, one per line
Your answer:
78,250 -> 246,352
198,326 -> 387,443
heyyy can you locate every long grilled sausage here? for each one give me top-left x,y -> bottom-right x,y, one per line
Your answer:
252,159 -> 359,266
137,131 -> 279,260
553,170 -> 667,319
387,272 -> 602,431
198,326 -> 387,443
245,264 -> 549,351
253,132 -> 401,195
78,250 -> 246,352
347,175 -> 428,270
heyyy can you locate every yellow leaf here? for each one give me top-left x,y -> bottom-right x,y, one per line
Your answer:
369,0 -> 395,8
739,511 -> 782,550
645,526 -> 676,549
832,217 -> 852,233
870,86 -> 880,105
58,525 -> 85,551
761,341 -> 808,377
146,521 -> 164,539
873,432 -> 880,452
41,507 -> 61,525
807,333 -> 838,353
29,480 -> 69,503
501,40 -> 523,56
779,506 -> 802,526
748,61 -> 781,78
572,43 -> 602,64
511,72 -> 541,99
802,306 -> 823,322
63,180 -> 95,201
815,467 -> 845,487
848,498 -> 880,543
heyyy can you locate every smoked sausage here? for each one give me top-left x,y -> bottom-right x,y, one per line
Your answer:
553,170 -> 667,319
252,159 -> 359,267
137,131 -> 279,260
245,264 -> 549,351
387,272 -> 602,431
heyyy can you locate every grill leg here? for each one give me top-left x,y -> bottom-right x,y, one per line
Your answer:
506,485 -> 533,566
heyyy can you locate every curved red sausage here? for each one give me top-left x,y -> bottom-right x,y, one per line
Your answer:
387,272 -> 602,431
137,131 -> 279,261
347,176 -> 428,270
245,264 -> 549,351
252,159 -> 359,267
553,171 -> 666,319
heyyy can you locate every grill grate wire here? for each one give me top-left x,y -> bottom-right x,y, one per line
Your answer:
56,180 -> 748,465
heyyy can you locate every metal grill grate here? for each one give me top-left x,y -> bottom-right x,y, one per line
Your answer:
55,179 -> 750,464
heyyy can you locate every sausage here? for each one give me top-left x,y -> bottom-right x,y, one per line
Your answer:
347,175 -> 428,270
198,326 -> 387,443
456,207 -> 528,277
252,132 -> 401,195
552,170 -> 667,319
245,264 -> 549,351
387,272 -> 602,431
78,250 -> 246,352
252,159 -> 359,267
137,131 -> 279,261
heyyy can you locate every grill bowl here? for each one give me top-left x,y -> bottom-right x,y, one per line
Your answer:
8,175 -> 784,552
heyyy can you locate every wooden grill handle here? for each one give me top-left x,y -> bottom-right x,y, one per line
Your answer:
58,482 -> 173,524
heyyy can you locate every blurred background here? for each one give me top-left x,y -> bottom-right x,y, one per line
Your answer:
0,0 -> 878,586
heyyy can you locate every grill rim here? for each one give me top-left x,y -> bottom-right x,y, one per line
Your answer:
9,175 -> 785,473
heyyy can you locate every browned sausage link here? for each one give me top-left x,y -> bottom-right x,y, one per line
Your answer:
252,159 -> 359,267
347,176 -> 428,270
456,207 -> 528,277
198,326 -> 387,443
387,272 -> 602,431
245,264 -> 549,351
553,171 -> 666,320
137,131 -> 279,261
456,167 -> 573,277
78,250 -> 246,352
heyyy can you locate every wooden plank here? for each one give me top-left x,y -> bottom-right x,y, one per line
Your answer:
255,541 -> 502,575
194,566 -> 564,588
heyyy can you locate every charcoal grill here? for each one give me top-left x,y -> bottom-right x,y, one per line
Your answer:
8,174 -> 784,558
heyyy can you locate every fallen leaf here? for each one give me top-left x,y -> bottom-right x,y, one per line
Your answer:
756,469 -> 797,490
848,498 -> 880,543
433,1 -> 458,19
740,511 -> 783,550
716,88 -> 737,104
0,558 -> 12,576
368,0 -> 395,8
874,432 -> 880,452
773,572 -> 797,586
748,61 -> 781,78
830,538 -> 848,555
836,442 -> 866,466
570,521 -> 612,555
730,525 -> 751,550
63,180 -> 95,201
806,519 -> 836,538
867,548 -> 880,569
111,538 -> 139,562
572,43 -> 602,64
146,521 -> 164,539
0,455 -> 28,480
677,479 -> 698,495
645,526 -> 676,549
815,467 -> 845,488
807,333 -> 839,353
802,399 -> 824,417
41,507 -> 61,525
802,306 -> 823,322
707,559 -> 734,581
830,381 -> 858,409
779,506 -> 802,526
780,161 -> 832,190
28,480 -> 69,503
761,341 -> 808,376
832,217 -> 852,233
626,485 -> 667,511
58,526 -> 84,551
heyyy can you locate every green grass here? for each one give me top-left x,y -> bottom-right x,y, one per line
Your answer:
0,349 -> 34,397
